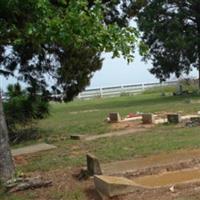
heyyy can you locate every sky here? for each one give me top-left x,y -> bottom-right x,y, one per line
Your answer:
88,52 -> 198,89
1,51 -> 198,92
88,52 -> 157,89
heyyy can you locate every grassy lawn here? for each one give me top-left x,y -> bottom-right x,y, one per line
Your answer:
1,91 -> 200,200
38,93 -> 200,137
16,92 -> 200,172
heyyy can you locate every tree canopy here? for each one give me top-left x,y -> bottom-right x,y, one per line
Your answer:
128,0 -> 200,85
0,0 -> 140,181
0,0 -> 138,99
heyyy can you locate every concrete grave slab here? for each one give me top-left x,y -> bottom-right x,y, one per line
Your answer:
181,114 -> 199,120
133,168 -> 200,188
154,118 -> 168,124
101,149 -> 200,176
12,143 -> 57,156
94,169 -> 200,199
94,175 -> 141,198
120,116 -> 142,122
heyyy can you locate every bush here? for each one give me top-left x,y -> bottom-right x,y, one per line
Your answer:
3,84 -> 49,143
142,85 -> 176,95
178,78 -> 199,93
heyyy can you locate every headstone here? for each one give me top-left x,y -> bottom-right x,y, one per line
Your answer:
167,114 -> 181,124
109,112 -> 121,123
190,117 -> 200,124
142,113 -> 155,124
87,154 -> 102,176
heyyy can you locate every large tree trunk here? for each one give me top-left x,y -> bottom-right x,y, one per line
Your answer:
199,66 -> 200,90
0,95 -> 15,182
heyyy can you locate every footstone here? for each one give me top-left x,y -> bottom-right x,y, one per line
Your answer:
70,134 -> 87,140
87,154 -> 102,176
94,175 -> 140,198
167,114 -> 181,124
142,113 -> 155,124
109,112 -> 121,123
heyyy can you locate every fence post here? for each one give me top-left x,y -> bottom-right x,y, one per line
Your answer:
142,84 -> 145,90
100,88 -> 103,98
121,85 -> 124,93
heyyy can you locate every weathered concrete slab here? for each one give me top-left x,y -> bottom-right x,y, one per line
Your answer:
181,114 -> 199,121
134,168 -> 200,188
94,175 -> 140,198
12,143 -> 57,156
154,118 -> 168,124
120,116 -> 142,122
94,168 -> 200,199
101,149 -> 200,176
87,154 -> 102,176
142,114 -> 155,124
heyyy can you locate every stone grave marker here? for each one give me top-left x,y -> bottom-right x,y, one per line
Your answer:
109,112 -> 121,123
142,113 -> 155,124
87,154 -> 102,176
167,114 -> 181,124
190,117 -> 200,124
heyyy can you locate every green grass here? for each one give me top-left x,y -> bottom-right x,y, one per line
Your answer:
88,125 -> 200,162
18,125 -> 200,173
37,93 -> 200,137
16,92 -> 200,172
3,92 -> 200,200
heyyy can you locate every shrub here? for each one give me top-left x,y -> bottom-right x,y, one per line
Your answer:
3,84 -> 49,143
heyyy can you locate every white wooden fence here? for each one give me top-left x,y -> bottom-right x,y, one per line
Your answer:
78,81 -> 178,99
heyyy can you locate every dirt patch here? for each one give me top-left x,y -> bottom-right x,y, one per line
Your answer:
114,181 -> 200,200
70,150 -> 88,158
111,121 -> 154,131
13,155 -> 28,165
15,168 -> 100,200
14,166 -> 200,200
14,155 -> 200,200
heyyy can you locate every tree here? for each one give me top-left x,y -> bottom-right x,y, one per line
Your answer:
128,0 -> 200,87
0,96 -> 15,182
0,0 -> 138,181
4,83 -> 49,143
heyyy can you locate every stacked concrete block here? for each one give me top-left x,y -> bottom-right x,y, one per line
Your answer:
109,112 -> 121,123
142,113 -> 155,124
167,114 -> 181,124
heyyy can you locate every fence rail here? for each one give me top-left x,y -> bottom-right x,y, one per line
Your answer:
78,80 -> 178,99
